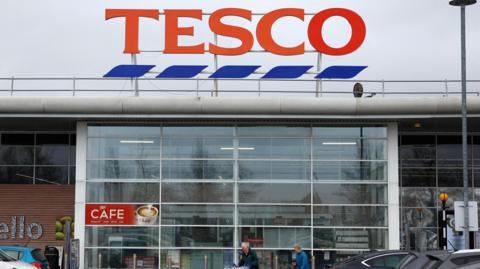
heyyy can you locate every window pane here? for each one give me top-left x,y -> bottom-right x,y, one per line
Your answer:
162,183 -> 233,203
160,249 -> 233,269
438,168 -> 472,187
239,161 -> 310,181
401,168 -> 436,187
0,166 -> 34,184
1,134 -> 34,145
161,227 -> 233,247
85,248 -> 159,269
313,127 -> 386,138
401,188 -> 436,208
36,166 -> 68,185
313,184 -> 387,204
162,205 -> 234,225
87,160 -> 160,180
88,138 -> 160,159
88,126 -> 161,138
36,146 -> 69,165
238,138 -> 310,159
85,227 -> 159,247
313,161 -> 387,181
238,183 -> 310,204
163,127 -> 232,137
402,208 -> 437,228
238,205 -> 311,226
238,127 -> 310,137
162,160 -> 233,180
313,206 -> 387,227
0,146 -> 33,165
86,182 -> 159,203
313,228 -> 387,249
36,134 -> 69,145
239,227 -> 310,249
163,137 -> 232,158
314,139 -> 386,160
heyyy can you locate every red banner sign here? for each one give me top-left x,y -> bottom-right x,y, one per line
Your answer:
85,204 -> 159,225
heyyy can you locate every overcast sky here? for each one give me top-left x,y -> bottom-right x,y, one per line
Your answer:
1,0 -> 479,82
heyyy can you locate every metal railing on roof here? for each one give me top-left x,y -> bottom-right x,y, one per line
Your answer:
0,77 -> 479,97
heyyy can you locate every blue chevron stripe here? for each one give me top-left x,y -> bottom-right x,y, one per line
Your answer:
262,66 -> 313,79
157,65 -> 208,78
105,65 -> 367,79
210,65 -> 261,79
316,66 -> 367,79
104,65 -> 156,78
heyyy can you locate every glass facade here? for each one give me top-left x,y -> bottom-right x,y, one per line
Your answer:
0,132 -> 76,185
84,125 -> 389,269
399,135 -> 480,251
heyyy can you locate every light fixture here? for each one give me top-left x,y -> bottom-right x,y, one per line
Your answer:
220,147 -> 255,150
449,0 -> 476,6
414,122 -> 422,128
353,82 -> 364,98
322,142 -> 357,146
120,140 -> 155,144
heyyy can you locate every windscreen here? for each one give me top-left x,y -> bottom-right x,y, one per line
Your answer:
0,250 -> 16,262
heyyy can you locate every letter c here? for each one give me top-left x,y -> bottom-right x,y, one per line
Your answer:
256,8 -> 305,55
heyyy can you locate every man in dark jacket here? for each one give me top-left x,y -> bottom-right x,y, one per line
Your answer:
238,242 -> 259,269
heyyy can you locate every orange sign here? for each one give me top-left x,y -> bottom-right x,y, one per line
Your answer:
105,8 -> 366,56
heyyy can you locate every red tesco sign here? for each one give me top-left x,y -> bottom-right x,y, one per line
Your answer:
105,8 -> 366,56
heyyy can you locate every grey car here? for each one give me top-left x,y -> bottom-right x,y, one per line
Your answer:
398,250 -> 480,269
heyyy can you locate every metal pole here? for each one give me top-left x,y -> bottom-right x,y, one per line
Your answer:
204,255 -> 208,269
133,253 -> 137,269
460,5 -> 470,249
213,34 -> 219,97
131,54 -> 139,96
10,76 -> 14,96
315,53 -> 322,97
72,77 -> 76,96
98,253 -> 102,269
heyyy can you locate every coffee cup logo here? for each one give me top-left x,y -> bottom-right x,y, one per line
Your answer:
135,205 -> 158,225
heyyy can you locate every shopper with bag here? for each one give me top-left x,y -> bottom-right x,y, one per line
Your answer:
238,242 -> 259,269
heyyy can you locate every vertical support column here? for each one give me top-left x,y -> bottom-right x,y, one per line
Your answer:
387,123 -> 400,249
460,5 -> 470,249
74,122 -> 88,269
233,127 -> 239,265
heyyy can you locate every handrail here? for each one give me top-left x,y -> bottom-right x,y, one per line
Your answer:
0,77 -> 479,97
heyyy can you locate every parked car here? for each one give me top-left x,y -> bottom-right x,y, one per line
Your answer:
0,249 -> 36,269
398,249 -> 480,269
328,250 -> 416,269
0,247 -> 48,269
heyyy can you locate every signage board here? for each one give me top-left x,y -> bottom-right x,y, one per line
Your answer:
106,8 -> 366,56
454,201 -> 479,232
85,204 -> 159,225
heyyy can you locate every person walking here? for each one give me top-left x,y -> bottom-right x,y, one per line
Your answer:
293,244 -> 310,269
238,242 -> 259,269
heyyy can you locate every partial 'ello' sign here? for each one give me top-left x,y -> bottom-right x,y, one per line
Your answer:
105,8 -> 366,56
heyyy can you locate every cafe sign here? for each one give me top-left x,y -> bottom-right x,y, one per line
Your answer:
86,204 -> 159,225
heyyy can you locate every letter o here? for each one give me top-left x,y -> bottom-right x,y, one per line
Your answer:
308,8 -> 366,56
27,223 -> 43,240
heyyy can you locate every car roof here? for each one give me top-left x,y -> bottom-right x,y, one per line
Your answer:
337,250 -> 416,265
454,249 -> 480,254
0,246 -> 33,251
